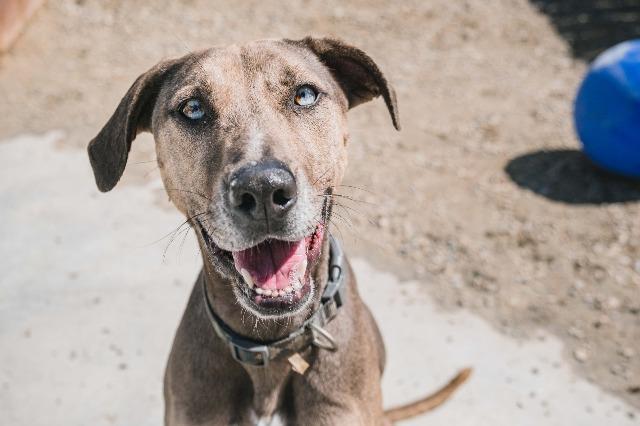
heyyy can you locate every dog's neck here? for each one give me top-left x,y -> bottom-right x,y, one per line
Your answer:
199,238 -> 331,343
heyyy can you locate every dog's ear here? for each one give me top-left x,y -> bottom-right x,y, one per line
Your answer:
87,58 -> 181,192
291,37 -> 400,130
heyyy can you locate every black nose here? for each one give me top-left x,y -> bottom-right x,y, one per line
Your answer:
228,160 -> 297,220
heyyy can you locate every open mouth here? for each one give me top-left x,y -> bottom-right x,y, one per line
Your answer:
197,221 -> 325,313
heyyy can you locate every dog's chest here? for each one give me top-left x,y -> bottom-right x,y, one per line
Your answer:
243,365 -> 290,425
249,410 -> 284,426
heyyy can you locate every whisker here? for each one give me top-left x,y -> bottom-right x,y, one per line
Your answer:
312,166 -> 332,186
330,211 -> 355,231
142,212 -> 205,248
329,220 -> 347,241
146,211 -> 212,263
177,226 -> 194,259
334,184 -> 377,195
165,188 -> 212,202
309,208 -> 356,241
163,222 -> 193,262
161,208 -> 211,260
314,200 -> 375,228
316,192 -> 374,205
331,201 -> 376,225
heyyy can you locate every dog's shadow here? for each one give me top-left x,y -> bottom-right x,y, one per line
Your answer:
505,149 -> 640,204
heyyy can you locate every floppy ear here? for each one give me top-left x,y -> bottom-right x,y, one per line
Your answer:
291,37 -> 400,130
87,58 -> 181,192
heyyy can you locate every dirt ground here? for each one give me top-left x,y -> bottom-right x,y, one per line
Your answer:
1,0 -> 639,410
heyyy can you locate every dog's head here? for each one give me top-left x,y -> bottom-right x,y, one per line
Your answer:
88,37 -> 398,318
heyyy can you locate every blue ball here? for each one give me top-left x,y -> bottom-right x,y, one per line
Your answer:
574,40 -> 640,178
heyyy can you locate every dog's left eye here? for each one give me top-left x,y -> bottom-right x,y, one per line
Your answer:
181,99 -> 205,120
294,85 -> 318,106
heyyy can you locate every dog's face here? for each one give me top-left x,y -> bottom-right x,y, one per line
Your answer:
88,38 -> 398,318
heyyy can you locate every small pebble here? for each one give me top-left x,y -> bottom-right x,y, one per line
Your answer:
568,327 -> 584,339
377,217 -> 390,229
620,347 -> 635,359
606,296 -> 621,310
574,348 -> 589,363
610,364 -> 625,376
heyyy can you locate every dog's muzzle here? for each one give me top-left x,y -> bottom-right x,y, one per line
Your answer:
202,235 -> 345,367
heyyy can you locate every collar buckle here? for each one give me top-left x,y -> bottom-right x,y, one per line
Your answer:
320,236 -> 345,315
230,342 -> 270,367
309,323 -> 338,352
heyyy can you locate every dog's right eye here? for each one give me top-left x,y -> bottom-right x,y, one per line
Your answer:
294,85 -> 318,107
181,99 -> 205,120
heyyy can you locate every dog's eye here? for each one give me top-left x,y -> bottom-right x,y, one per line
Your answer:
181,99 -> 205,120
294,85 -> 318,106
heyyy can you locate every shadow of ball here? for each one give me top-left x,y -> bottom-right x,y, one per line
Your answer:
574,40 -> 640,179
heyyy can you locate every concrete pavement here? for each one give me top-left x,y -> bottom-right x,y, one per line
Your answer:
1,133 -> 637,425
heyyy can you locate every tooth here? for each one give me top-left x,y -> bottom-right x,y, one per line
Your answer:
264,289 -> 272,296
240,269 -> 254,288
293,281 -> 302,290
299,259 -> 308,279
255,288 -> 264,295
285,286 -> 293,294
278,290 -> 286,297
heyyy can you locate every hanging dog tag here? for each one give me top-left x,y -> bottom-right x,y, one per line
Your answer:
288,353 -> 309,375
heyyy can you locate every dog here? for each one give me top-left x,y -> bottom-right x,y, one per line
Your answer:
87,36 -> 470,425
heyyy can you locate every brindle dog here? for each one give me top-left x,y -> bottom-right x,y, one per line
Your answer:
88,37 -> 470,426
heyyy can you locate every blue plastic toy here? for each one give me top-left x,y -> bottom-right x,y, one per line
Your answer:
574,40 -> 640,178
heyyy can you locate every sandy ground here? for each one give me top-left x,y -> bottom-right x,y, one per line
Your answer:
1,133 -> 638,425
1,0 -> 639,418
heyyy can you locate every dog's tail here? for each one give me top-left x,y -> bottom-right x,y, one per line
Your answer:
383,367 -> 472,423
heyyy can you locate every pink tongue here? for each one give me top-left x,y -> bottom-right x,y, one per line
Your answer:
232,239 -> 307,290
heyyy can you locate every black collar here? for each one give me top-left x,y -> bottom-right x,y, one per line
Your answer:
202,235 -> 346,367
